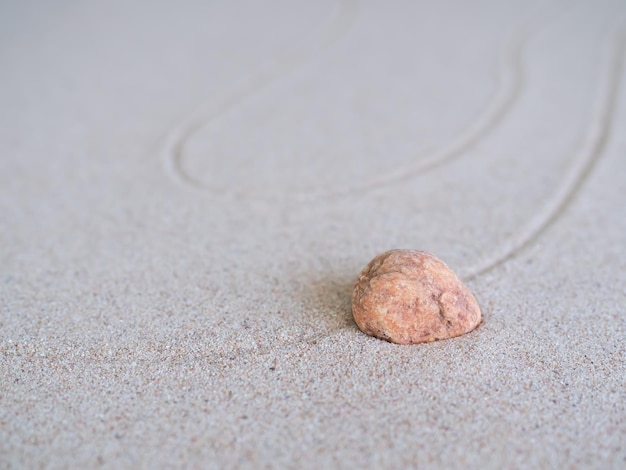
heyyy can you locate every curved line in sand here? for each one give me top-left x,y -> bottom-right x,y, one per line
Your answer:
162,0 -> 359,191
304,20 -> 528,201
459,23 -> 626,282
162,1 -> 556,201
311,0 -> 582,200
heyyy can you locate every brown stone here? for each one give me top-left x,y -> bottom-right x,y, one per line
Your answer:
352,249 -> 481,344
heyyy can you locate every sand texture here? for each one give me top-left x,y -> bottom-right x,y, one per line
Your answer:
1,0 -> 625,468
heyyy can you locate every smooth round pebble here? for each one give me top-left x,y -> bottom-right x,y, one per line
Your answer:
352,249 -> 481,344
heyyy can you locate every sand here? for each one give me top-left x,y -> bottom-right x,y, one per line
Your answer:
1,0 -> 625,468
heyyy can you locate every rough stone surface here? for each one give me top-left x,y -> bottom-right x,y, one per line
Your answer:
352,249 -> 482,344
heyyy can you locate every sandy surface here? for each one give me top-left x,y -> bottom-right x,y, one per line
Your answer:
1,0 -> 625,468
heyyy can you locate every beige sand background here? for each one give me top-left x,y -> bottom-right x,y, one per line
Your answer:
1,0 -> 625,468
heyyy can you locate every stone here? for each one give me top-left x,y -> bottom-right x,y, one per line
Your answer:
352,249 -> 481,344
